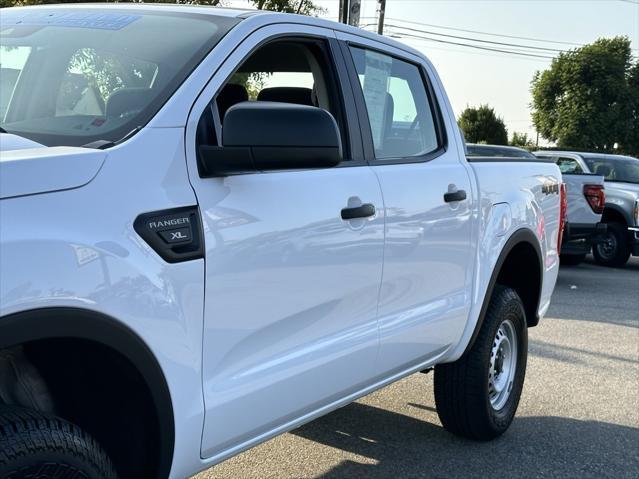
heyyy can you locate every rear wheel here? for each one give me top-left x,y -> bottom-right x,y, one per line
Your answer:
434,285 -> 527,440
593,222 -> 630,267
0,406 -> 118,479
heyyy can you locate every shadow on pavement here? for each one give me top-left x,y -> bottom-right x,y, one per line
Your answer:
530,338 -> 637,365
545,257 -> 639,328
292,402 -> 638,478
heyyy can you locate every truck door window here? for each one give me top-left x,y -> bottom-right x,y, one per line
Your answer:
557,157 -> 583,174
349,47 -> 439,160
197,40 -> 348,157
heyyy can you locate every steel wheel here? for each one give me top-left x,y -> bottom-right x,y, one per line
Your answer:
488,319 -> 518,410
596,231 -> 617,261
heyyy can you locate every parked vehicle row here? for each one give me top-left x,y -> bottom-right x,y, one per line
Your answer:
466,143 -> 639,267
0,5 -> 564,478
534,152 -> 639,267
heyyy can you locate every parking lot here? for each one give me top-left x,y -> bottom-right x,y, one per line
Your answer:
198,257 -> 639,479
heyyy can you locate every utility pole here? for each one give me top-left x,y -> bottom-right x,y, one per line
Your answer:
339,0 -> 348,24
377,0 -> 387,35
348,0 -> 361,27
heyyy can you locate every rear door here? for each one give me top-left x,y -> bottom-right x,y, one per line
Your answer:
184,25 -> 385,459
338,34 -> 476,376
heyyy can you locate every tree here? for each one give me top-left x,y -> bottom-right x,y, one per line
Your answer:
531,36 -> 639,154
458,105 -> 508,145
510,132 -> 534,149
250,0 -> 323,14
1,0 -> 322,14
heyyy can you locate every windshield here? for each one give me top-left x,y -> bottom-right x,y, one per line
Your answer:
0,8 -> 238,147
583,156 -> 639,184
466,144 -> 536,159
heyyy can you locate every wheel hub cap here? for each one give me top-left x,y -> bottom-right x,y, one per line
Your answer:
598,233 -> 617,258
488,320 -> 518,410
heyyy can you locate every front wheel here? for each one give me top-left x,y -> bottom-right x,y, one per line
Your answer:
593,222 -> 630,267
0,406 -> 118,479
434,285 -> 527,440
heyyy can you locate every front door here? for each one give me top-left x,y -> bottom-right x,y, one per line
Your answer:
186,30 -> 385,459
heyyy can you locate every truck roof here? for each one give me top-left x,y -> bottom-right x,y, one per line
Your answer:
534,151 -> 638,161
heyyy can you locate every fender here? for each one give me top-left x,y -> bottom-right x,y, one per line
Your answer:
603,203 -> 631,225
463,228 -> 543,356
0,307 -> 175,479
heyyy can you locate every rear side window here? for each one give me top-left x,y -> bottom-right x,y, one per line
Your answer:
349,47 -> 439,160
556,157 -> 583,174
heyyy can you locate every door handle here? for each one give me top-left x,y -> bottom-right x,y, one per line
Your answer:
444,189 -> 467,203
341,203 -> 376,220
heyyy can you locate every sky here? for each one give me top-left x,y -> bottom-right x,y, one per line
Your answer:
232,0 -> 639,145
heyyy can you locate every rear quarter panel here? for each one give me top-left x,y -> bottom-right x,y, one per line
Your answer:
445,160 -> 561,361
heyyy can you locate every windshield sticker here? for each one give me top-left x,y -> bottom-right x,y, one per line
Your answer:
2,12 -> 141,31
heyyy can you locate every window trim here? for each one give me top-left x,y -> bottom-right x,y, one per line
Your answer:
339,39 -> 448,166
195,33 -> 365,170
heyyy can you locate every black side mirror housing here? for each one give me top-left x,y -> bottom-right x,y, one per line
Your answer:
198,102 -> 342,177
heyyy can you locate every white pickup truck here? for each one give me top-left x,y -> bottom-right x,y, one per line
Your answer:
0,5 -> 562,479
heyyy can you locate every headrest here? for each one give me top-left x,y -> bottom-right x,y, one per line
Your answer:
106,88 -> 155,118
257,87 -> 314,106
595,164 -> 612,177
217,83 -> 249,120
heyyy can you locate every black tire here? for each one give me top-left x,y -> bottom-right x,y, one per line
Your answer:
0,406 -> 118,479
434,285 -> 527,441
593,222 -> 630,267
560,253 -> 586,266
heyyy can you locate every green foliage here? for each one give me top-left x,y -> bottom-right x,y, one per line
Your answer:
531,36 -> 639,155
0,0 -> 322,14
1,0 -> 224,5
510,131 -> 534,149
251,0 -> 323,14
458,104 -> 508,145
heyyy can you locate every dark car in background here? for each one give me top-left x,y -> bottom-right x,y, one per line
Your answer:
466,143 -> 537,159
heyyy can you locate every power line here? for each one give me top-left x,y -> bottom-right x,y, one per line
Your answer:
382,29 -> 555,60
359,15 -> 584,47
359,22 -> 558,59
390,41 -> 552,63
382,23 -> 566,52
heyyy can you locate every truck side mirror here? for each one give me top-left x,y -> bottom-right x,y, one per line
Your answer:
198,102 -> 342,177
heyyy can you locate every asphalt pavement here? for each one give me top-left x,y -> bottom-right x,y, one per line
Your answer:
196,256 -> 639,479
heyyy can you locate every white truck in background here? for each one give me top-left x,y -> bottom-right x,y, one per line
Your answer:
1,5 -> 563,478
553,167 -> 606,265
535,151 -> 639,267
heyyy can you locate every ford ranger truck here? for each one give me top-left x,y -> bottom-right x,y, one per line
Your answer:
0,5 -> 562,479
535,151 -> 639,267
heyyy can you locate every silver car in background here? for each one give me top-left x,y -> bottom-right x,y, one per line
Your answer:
535,151 -> 639,267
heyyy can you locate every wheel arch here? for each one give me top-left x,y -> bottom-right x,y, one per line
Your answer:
463,228 -> 543,356
602,204 -> 629,226
0,307 -> 175,479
